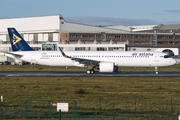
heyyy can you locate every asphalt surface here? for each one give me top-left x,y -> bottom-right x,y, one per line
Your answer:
0,71 -> 180,77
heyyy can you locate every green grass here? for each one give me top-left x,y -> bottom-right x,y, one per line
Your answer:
1,76 -> 180,99
1,65 -> 180,119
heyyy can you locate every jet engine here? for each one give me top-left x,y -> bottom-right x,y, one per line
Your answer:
99,62 -> 118,72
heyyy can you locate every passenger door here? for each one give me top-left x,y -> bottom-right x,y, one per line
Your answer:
154,53 -> 159,62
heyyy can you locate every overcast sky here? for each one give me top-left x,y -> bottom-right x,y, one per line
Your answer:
1,0 -> 180,26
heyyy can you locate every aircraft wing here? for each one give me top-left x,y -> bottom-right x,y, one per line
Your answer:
71,57 -> 100,66
59,47 -> 100,67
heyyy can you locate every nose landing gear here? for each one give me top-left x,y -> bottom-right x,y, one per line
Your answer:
155,67 -> 158,74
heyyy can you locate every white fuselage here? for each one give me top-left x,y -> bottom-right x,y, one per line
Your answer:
5,51 -> 177,67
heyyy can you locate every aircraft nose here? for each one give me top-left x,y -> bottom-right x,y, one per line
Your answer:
168,59 -> 177,65
172,59 -> 177,65
175,59 -> 178,64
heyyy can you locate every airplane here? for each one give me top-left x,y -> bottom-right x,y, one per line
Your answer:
5,28 -> 177,74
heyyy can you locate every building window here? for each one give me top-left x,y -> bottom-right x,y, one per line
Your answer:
140,41 -> 145,44
175,42 -> 180,44
32,47 -> 41,51
33,33 -> 38,41
42,44 -> 56,51
108,47 -> 123,51
157,36 -> 163,39
121,35 -> 126,38
132,48 -> 136,51
96,35 -> 101,38
115,36 -> 120,38
169,36 -> 174,39
146,36 -> 151,39
158,41 -> 163,44
76,35 -> 82,38
97,47 -> 107,51
164,41 -> 168,44
164,36 -> 169,39
146,41 -> 152,44
140,36 -> 145,39
169,41 -> 174,44
129,41 -> 134,44
48,33 -> 53,42
70,35 -> 75,38
83,35 -> 89,38
89,35 -> 95,38
128,36 -> 133,39
60,17 -> 64,20
134,36 -> 139,39
134,41 -> 139,44
75,47 -> 85,51
175,36 -> 180,39
109,35 -> 114,38
147,49 -> 151,51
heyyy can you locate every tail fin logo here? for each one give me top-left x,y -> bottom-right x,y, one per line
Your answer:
13,34 -> 22,45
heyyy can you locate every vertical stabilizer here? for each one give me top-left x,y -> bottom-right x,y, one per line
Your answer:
7,28 -> 34,51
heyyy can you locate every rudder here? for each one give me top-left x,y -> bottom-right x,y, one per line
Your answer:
7,28 -> 34,51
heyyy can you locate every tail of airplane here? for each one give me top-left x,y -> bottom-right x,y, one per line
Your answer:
7,28 -> 34,51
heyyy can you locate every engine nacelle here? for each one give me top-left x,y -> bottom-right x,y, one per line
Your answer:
99,62 -> 118,72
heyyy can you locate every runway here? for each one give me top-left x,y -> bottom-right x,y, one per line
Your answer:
0,71 -> 180,77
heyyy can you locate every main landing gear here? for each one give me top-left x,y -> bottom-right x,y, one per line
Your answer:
155,67 -> 158,75
86,69 -> 95,74
86,66 -> 95,74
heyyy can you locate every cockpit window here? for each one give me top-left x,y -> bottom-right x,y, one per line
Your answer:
164,55 -> 171,58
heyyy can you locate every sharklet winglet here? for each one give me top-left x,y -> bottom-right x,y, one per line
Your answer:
58,47 -> 70,58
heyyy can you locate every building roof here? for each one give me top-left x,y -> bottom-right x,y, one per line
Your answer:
101,25 -> 131,31
60,22 -> 131,33
159,24 -> 180,30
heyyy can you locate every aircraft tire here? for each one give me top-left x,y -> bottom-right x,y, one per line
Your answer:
87,70 -> 91,74
90,69 -> 95,74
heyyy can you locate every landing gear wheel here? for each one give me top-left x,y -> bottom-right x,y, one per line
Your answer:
90,69 -> 95,74
87,70 -> 91,74
86,69 -> 95,74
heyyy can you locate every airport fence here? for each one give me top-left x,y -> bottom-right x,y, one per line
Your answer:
1,97 -> 180,119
